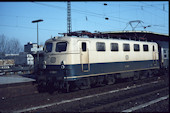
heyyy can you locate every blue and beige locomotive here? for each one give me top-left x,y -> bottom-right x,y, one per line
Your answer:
37,35 -> 167,91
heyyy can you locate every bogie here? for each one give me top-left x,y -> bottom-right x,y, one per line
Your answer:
133,71 -> 140,81
106,74 -> 116,85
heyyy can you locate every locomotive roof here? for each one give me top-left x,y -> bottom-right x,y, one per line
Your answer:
60,30 -> 169,42
45,36 -> 157,44
101,31 -> 169,42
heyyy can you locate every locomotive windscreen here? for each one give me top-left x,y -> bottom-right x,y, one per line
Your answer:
45,43 -> 53,52
55,42 -> 67,52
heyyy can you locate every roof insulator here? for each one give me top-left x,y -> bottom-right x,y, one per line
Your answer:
104,3 -> 107,6
105,17 -> 109,20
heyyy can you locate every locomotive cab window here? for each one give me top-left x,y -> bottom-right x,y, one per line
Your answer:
82,42 -> 86,52
134,44 -> 140,51
143,45 -> 149,51
164,50 -> 166,53
45,43 -> 53,52
96,42 -> 105,51
123,43 -> 130,51
56,42 -> 67,52
111,43 -> 118,51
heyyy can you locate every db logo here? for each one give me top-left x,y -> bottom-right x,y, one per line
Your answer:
125,55 -> 129,60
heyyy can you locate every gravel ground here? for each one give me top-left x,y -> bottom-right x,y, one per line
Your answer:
134,97 -> 169,112
118,88 -> 169,112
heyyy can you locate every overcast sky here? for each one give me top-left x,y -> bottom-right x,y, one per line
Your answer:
0,1 -> 169,46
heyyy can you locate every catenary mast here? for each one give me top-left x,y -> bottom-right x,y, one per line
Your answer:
67,1 -> 72,33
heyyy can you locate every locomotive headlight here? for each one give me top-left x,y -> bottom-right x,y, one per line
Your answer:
43,61 -> 46,69
43,61 -> 46,65
61,61 -> 65,69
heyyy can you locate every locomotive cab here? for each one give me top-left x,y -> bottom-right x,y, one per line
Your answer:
37,36 -> 70,90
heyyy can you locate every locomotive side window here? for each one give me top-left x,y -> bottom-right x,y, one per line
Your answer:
134,44 -> 140,51
153,46 -> 155,51
82,42 -> 86,52
96,42 -> 105,51
56,42 -> 67,52
45,43 -> 53,52
143,45 -> 149,51
123,43 -> 130,51
111,43 -> 118,51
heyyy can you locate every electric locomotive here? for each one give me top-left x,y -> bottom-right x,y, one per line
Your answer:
36,35 -> 165,92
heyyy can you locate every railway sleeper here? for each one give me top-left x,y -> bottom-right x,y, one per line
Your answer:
82,83 -> 168,112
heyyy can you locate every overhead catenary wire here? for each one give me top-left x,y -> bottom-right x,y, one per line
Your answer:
139,1 -> 168,13
0,14 -> 126,33
0,14 -> 65,21
33,1 -> 165,26
0,24 -> 64,32
32,2 -> 128,24
1,2 -> 168,24
0,2 -> 168,35
98,1 -> 168,9
34,1 -> 129,31
138,6 -> 168,29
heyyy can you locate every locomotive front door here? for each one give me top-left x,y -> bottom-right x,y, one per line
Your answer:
79,41 -> 90,72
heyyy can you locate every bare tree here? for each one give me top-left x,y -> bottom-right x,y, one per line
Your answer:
0,34 -> 23,54
0,34 -> 8,53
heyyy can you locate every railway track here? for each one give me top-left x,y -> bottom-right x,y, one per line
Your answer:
34,77 -> 168,112
82,83 -> 169,112
0,73 -> 168,112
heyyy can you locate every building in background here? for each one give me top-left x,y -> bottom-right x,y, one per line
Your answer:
24,42 -> 43,54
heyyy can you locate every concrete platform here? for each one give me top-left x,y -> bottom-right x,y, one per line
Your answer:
0,74 -> 36,85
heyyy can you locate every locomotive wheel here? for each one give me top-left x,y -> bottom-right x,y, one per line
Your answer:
77,78 -> 91,90
61,82 -> 70,93
107,74 -> 115,85
133,72 -> 140,81
47,82 -> 56,94
65,81 -> 70,93
147,70 -> 153,78
37,81 -> 47,93
139,71 -> 147,79
90,77 -> 98,88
